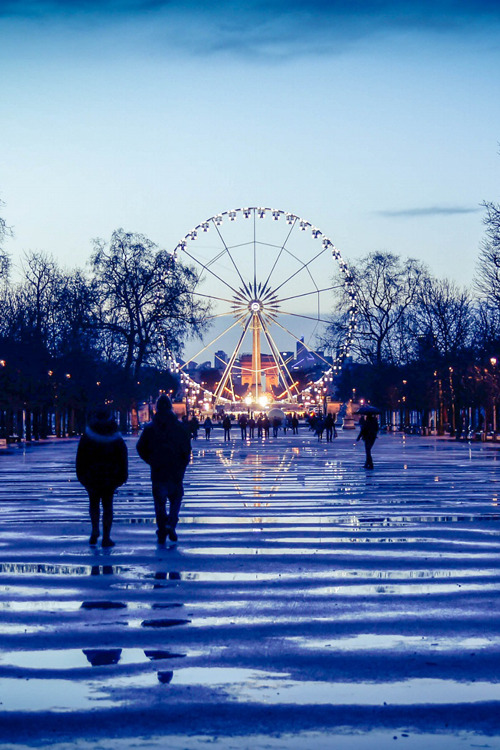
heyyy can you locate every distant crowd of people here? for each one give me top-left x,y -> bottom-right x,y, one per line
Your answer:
187,413 -> 302,442
76,399 -> 379,549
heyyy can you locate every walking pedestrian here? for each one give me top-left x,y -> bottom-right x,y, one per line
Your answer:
189,414 -> 200,440
136,395 -> 191,543
291,415 -> 299,434
76,406 -> 128,547
203,416 -> 213,440
263,415 -> 270,438
248,416 -> 256,438
238,413 -> 248,439
257,415 -> 264,438
272,416 -> 280,437
356,413 -> 379,469
324,413 -> 336,442
315,417 -> 325,441
222,415 -> 232,441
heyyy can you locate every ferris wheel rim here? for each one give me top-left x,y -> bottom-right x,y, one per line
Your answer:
171,207 -> 357,407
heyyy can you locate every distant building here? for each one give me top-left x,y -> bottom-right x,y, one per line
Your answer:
214,350 -> 228,368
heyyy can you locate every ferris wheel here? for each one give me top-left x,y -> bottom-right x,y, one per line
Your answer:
170,207 -> 356,410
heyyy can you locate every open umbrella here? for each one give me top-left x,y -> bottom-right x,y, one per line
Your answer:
356,404 -> 381,415
268,408 -> 286,424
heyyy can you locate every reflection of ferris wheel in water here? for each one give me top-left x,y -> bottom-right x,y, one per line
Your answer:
171,207 -> 357,408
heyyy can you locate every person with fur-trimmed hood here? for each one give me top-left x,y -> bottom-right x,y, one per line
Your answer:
76,406 -> 128,547
136,394 -> 191,544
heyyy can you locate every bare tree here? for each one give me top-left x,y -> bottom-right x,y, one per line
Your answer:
0,197 -> 12,285
415,277 -> 474,360
91,229 -> 210,378
475,201 -> 500,306
323,251 -> 428,366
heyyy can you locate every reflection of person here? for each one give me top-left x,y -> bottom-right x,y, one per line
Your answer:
137,395 -> 191,543
76,406 -> 128,547
356,413 -> 379,469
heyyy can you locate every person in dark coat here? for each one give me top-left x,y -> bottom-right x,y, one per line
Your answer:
222,415 -> 232,441
356,413 -> 379,469
248,416 -> 256,438
272,416 -> 281,437
263,415 -> 270,438
136,395 -> 191,544
238,413 -> 248,439
76,406 -> 128,547
291,415 -> 299,434
189,415 -> 200,440
203,416 -> 213,440
324,413 -> 336,442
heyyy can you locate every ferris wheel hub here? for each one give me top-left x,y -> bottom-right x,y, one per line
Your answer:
249,300 -> 263,313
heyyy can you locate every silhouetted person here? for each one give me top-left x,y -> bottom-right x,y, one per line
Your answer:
248,416 -> 256,438
315,417 -> 325,441
257,415 -> 264,438
263,415 -> 270,438
222,415 -> 232,441
137,395 -> 191,544
272,416 -> 280,437
203,416 -> 213,440
190,415 -> 199,440
324,413 -> 336,442
76,406 -> 128,547
356,413 -> 379,469
239,413 -> 248,439
292,415 -> 299,434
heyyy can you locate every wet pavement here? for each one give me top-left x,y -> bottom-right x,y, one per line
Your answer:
1,429 -> 500,749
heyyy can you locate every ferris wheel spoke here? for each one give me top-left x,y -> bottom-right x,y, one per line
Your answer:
271,317 -> 333,368
181,246 -> 241,297
279,310 -> 334,326
272,246 -> 327,296
262,217 -> 298,291
214,314 -> 253,404
213,219 -> 249,292
179,317 -> 246,369
275,285 -> 343,304
259,314 -> 299,400
191,290 -> 238,306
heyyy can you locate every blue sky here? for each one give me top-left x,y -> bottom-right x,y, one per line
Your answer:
1,0 -> 499,286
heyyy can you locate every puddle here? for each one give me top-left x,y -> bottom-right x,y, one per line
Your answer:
0,563 -> 130,577
225,675 -> 500,706
0,647 -> 187,670
186,546 -> 496,559
286,634 -> 496,652
0,677 -> 116,711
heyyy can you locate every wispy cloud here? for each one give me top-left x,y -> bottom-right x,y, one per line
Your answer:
379,206 -> 481,218
2,1 -> 500,61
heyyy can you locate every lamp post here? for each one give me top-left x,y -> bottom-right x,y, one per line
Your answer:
490,357 -> 497,434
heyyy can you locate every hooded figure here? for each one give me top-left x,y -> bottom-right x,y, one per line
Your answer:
136,395 -> 191,544
76,407 -> 128,547
356,413 -> 379,469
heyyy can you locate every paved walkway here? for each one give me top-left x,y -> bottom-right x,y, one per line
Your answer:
1,430 -> 500,749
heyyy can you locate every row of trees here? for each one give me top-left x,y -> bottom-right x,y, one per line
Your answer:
322,200 -> 500,434
0,217 -> 209,437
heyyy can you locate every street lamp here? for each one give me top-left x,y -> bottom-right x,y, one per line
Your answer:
490,358 -> 498,434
